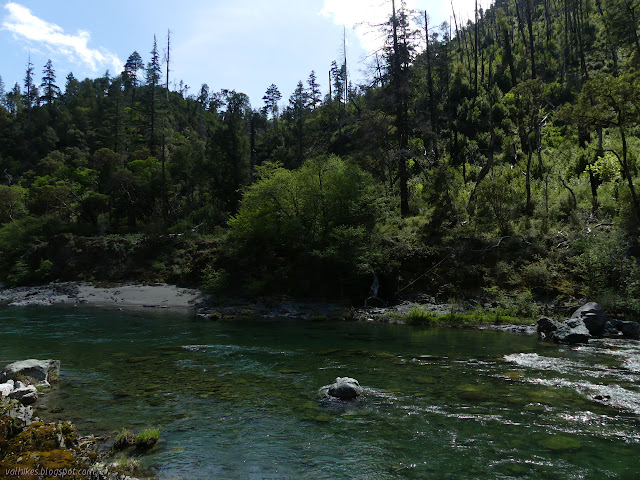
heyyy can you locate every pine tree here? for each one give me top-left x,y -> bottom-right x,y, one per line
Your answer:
123,51 -> 144,107
5,83 -> 22,115
40,59 -> 61,107
306,71 -> 321,110
146,36 -> 162,150
386,0 -> 415,217
23,57 -> 38,110
0,75 -> 5,111
262,84 -> 282,119
288,80 -> 308,166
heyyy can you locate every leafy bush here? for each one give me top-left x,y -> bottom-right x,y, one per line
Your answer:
227,156 -> 383,295
200,265 -> 228,294
0,215 -> 63,285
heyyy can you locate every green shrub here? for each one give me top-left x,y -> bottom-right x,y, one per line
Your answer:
405,305 -> 437,324
227,156 -> 383,294
200,266 -> 228,294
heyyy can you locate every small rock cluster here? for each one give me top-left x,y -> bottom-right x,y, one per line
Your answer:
537,302 -> 640,344
0,359 -> 60,405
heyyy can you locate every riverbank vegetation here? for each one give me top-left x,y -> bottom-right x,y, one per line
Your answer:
1,0 -> 640,318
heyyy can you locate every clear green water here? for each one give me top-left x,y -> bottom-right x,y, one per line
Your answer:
2,306 -> 640,479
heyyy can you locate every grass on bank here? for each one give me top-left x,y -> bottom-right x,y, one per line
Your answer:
401,304 -> 532,326
135,428 -> 160,450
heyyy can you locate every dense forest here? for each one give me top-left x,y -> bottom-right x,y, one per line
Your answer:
1,0 -> 639,318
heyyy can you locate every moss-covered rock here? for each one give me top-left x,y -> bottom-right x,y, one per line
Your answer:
0,420 -> 90,479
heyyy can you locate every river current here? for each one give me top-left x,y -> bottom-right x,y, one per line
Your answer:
1,306 -> 639,479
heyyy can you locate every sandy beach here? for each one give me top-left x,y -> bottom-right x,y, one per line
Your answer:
0,282 -> 202,309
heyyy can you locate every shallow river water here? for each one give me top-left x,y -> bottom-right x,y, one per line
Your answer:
2,306 -> 640,479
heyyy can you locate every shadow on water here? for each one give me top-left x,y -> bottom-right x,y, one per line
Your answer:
2,306 -> 640,479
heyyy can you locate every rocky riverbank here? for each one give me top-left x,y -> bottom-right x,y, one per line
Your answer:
0,282 -> 201,309
0,360 -> 155,480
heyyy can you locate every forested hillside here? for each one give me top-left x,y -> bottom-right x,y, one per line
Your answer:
1,0 -> 639,317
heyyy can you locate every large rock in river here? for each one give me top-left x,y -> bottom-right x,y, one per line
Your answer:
326,377 -> 363,400
570,302 -> 607,337
551,319 -> 591,344
0,359 -> 60,386
537,316 -> 590,344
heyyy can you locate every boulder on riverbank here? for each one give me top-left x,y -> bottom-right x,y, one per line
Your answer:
322,377 -> 364,401
0,359 -> 60,387
537,303 -> 640,344
0,360 -> 60,406
570,302 -> 608,337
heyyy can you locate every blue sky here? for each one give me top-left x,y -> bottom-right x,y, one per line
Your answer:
0,0 -> 479,109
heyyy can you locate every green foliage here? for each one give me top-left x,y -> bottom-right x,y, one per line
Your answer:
0,215 -> 63,285
228,155 -> 382,294
135,428 -> 159,450
0,2 -> 639,310
0,185 -> 28,224
570,228 -> 639,298
475,167 -> 522,235
200,265 -> 228,294
113,429 -> 136,451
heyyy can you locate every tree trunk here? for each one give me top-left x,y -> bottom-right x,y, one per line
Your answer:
425,11 -> 439,165
620,127 -> 640,221
525,0 -> 536,79
392,0 -> 410,217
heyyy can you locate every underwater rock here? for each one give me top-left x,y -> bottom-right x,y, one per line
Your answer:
570,302 -> 607,337
0,359 -> 60,386
325,377 -> 363,400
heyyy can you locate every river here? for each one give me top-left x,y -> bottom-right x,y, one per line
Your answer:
1,306 -> 639,479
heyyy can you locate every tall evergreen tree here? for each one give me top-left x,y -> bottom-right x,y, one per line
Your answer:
386,0 -> 415,217
307,71 -> 321,110
23,57 -> 38,110
40,59 -> 61,107
123,51 -> 144,107
146,36 -> 162,150
262,84 -> 282,119
0,75 -> 5,111
5,83 -> 22,115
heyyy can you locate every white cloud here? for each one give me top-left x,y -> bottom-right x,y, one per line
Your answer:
1,2 -> 122,74
321,0 -> 486,52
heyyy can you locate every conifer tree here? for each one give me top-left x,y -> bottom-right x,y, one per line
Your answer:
262,84 -> 281,120
146,36 -> 162,150
307,71 -> 321,110
40,59 -> 61,107
23,57 -> 38,110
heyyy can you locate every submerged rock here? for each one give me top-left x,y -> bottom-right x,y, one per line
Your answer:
0,359 -> 61,386
324,377 -> 363,401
